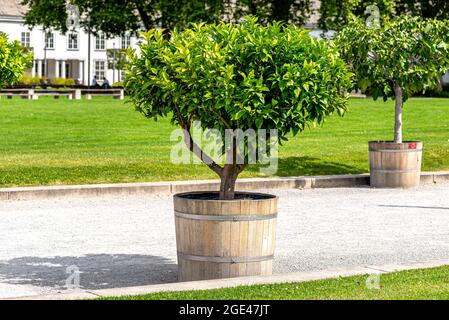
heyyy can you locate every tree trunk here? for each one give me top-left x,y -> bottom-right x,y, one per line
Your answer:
271,0 -> 294,22
134,2 -> 153,31
219,164 -> 238,200
219,133 -> 239,200
436,77 -> 444,92
248,0 -> 258,15
393,83 -> 403,144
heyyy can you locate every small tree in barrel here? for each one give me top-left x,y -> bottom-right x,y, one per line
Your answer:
0,32 -> 33,88
336,16 -> 449,143
125,18 -> 353,199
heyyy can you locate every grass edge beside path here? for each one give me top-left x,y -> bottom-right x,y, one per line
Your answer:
99,265 -> 449,300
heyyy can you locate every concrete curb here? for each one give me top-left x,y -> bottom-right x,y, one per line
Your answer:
8,258 -> 449,300
0,171 -> 448,201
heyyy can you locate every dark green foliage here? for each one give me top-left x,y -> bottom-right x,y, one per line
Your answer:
235,0 -> 313,26
21,0 -> 145,36
319,0 -> 449,32
21,0 -> 316,36
319,0 -> 396,32
395,0 -> 449,19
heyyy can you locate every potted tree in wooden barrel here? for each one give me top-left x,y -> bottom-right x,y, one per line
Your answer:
125,18 -> 353,281
337,16 -> 449,188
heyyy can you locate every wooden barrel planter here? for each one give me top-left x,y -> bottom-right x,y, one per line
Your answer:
369,141 -> 423,188
174,191 -> 278,282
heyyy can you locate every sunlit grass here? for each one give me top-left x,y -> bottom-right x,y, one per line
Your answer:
102,266 -> 449,300
0,97 -> 448,187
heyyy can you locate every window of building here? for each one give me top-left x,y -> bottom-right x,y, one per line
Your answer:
95,33 -> 106,50
45,32 -> 54,49
67,33 -> 79,50
21,32 -> 31,47
94,60 -> 106,80
121,35 -> 131,49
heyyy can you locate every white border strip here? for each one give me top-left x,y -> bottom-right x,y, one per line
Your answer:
6,258 -> 449,300
1,171 -> 448,201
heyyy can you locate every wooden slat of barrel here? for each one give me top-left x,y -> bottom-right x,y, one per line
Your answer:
229,219 -> 240,278
369,141 -> 422,188
220,221 -> 231,278
238,219 -> 249,275
174,192 -> 277,281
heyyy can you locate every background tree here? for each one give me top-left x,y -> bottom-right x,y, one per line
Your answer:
22,0 -> 141,36
318,0 -> 396,32
21,0 -> 224,36
22,0 -> 316,36
395,0 -> 449,19
336,16 -> 449,143
0,33 -> 33,88
107,49 -> 127,68
107,48 -> 127,83
319,0 -> 449,32
125,18 -> 353,199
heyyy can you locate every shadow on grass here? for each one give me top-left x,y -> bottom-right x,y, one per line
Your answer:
0,254 -> 178,291
246,156 -> 365,177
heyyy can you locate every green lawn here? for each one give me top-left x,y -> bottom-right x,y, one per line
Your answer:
102,266 -> 449,300
0,97 -> 448,187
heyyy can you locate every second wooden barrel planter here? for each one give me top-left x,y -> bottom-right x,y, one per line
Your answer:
369,141 -> 423,188
174,191 -> 278,282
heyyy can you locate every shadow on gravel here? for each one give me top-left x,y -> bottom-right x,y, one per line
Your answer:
0,254 -> 178,291
379,205 -> 449,210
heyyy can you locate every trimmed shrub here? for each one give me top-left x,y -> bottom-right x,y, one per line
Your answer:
19,74 -> 40,85
0,32 -> 33,88
50,77 -> 76,86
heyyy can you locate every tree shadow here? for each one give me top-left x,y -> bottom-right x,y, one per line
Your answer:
246,156 -> 365,177
379,205 -> 449,210
0,254 -> 178,291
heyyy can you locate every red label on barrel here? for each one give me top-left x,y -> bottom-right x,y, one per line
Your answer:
409,142 -> 417,149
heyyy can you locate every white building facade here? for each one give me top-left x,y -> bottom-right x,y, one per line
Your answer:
0,0 -> 136,85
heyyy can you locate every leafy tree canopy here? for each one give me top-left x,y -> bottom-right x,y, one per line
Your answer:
125,18 -> 353,199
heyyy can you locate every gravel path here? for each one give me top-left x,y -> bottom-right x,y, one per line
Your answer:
1,184 -> 449,298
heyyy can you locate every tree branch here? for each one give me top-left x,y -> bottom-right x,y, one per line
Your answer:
173,103 -> 223,176
183,125 -> 223,177
210,107 -> 232,129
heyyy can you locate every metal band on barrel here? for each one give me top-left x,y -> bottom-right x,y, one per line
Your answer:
174,211 -> 277,222
370,149 -> 422,153
177,253 -> 274,264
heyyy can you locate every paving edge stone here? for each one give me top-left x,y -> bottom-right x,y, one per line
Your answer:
1,171 -> 448,201
8,258 -> 449,300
